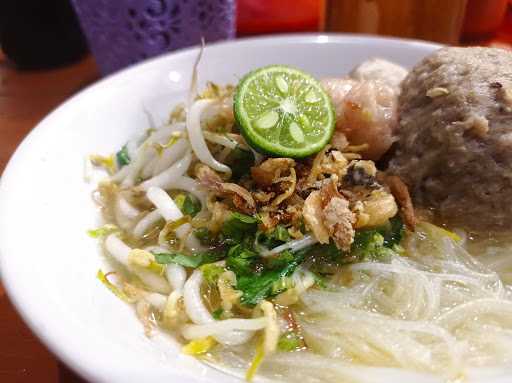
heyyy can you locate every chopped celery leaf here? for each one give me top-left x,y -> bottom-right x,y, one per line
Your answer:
255,225 -> 291,251
266,250 -> 295,269
87,224 -> 119,238
116,145 -> 130,167
200,263 -> 225,284
309,216 -> 405,264
222,212 -> 259,242
272,225 -> 290,242
277,331 -> 303,352
226,244 -> 258,276
153,250 -> 224,268
226,145 -> 255,180
175,193 -> 201,217
194,227 -> 219,246
351,231 -> 395,262
212,308 -> 224,320
378,215 -> 405,247
236,250 -> 307,306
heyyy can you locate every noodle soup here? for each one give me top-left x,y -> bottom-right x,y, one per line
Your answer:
88,52 -> 512,382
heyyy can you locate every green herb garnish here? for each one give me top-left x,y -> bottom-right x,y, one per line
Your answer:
226,145 -> 255,180
272,225 -> 290,242
236,249 -> 307,306
351,231 -> 395,262
116,145 -> 130,167
194,227 -> 214,245
87,224 -> 119,238
175,193 -> 201,217
222,212 -> 259,242
226,244 -> 259,276
212,308 -> 224,320
153,250 -> 224,268
379,215 -> 405,247
200,263 -> 225,284
277,332 -> 303,352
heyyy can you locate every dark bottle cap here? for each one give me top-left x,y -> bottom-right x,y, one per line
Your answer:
0,0 -> 88,70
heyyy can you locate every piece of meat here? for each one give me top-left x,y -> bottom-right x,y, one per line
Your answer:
319,177 -> 343,205
321,77 -> 358,124
330,131 -> 349,151
380,175 -> 417,230
389,47 -> 512,231
323,197 -> 355,251
322,78 -> 399,161
340,81 -> 398,161
319,180 -> 356,251
349,58 -> 408,93
354,189 -> 398,229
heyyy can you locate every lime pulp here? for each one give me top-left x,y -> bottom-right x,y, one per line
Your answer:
233,65 -> 335,158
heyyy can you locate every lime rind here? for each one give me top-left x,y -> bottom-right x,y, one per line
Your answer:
234,65 -> 335,158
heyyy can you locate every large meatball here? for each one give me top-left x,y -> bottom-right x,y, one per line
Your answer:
389,47 -> 512,231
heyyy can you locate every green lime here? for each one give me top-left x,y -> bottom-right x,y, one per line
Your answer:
233,65 -> 335,158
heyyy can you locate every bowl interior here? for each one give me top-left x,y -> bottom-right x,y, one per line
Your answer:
0,34 -> 445,383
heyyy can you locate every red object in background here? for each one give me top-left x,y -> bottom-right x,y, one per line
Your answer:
237,0 -> 321,36
461,0 -> 512,48
462,0 -> 509,41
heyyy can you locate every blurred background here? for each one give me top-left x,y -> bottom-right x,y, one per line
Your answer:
1,0 -> 512,74
1,0 -> 512,382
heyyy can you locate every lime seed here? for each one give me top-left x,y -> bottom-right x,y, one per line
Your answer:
289,122 -> 305,143
305,90 -> 320,103
255,110 -> 279,129
299,114 -> 311,130
276,76 -> 288,94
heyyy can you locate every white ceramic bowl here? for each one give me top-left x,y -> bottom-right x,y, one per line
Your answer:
0,34 -> 443,383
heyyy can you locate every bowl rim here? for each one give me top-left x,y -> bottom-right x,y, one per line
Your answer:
0,33 -> 442,383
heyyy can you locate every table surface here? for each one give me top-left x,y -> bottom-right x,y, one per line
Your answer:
0,52 -> 98,383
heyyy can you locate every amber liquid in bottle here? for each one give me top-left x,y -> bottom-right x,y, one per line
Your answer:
323,0 -> 468,44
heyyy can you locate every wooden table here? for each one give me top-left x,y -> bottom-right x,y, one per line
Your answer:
0,52 -> 98,383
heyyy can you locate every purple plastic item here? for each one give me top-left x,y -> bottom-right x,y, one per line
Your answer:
72,0 -> 235,75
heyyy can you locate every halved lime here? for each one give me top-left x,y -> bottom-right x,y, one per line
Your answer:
234,65 -> 335,158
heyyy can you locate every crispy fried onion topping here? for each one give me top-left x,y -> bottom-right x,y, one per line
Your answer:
303,191 -> 329,244
251,158 -> 295,187
303,146 -> 352,189
272,168 -> 297,207
251,158 -> 297,207
353,189 -> 398,228
196,164 -> 256,214
306,145 -> 330,186
303,179 -> 355,251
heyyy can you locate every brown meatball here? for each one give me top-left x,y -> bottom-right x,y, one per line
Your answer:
389,47 -> 512,231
